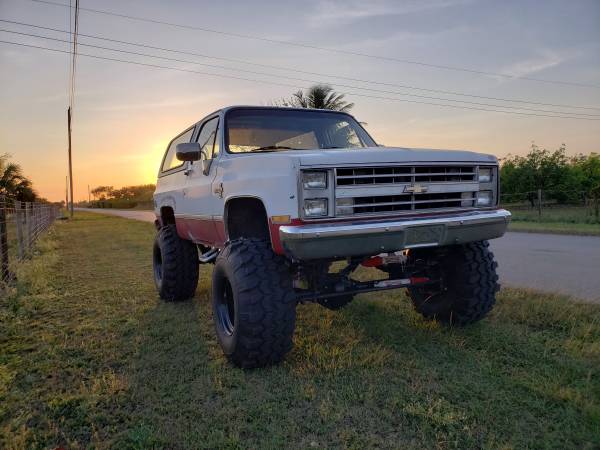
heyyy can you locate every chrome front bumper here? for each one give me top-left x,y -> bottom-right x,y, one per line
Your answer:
279,209 -> 511,260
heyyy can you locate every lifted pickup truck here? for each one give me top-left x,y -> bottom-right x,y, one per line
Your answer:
153,106 -> 511,368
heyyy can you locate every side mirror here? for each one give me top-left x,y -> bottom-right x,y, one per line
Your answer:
176,143 -> 205,162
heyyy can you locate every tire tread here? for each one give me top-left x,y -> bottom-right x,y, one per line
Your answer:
409,241 -> 499,326
214,238 -> 296,368
155,224 -> 199,301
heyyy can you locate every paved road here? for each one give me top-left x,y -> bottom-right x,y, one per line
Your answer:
490,233 -> 599,302
78,208 -> 600,302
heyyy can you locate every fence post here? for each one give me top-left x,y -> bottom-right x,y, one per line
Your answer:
537,189 -> 542,219
34,205 -> 39,245
15,201 -> 25,260
0,199 -> 9,282
25,202 -> 32,255
32,203 -> 37,242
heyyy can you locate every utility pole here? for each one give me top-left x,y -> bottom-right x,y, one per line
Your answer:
66,0 -> 79,218
67,107 -> 74,217
65,175 -> 68,209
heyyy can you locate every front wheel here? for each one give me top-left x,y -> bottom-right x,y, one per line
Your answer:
211,238 -> 296,368
408,241 -> 499,326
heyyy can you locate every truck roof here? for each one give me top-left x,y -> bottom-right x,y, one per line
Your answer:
209,105 -> 358,117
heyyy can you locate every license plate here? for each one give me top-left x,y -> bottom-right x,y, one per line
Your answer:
405,225 -> 444,246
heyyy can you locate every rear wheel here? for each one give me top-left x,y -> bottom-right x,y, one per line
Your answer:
153,224 -> 199,301
407,241 -> 499,326
212,238 -> 296,368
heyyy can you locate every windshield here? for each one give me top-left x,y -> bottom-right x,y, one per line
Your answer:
225,108 -> 376,153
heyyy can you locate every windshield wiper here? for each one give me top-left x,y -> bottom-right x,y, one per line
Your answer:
251,145 -> 296,152
321,146 -> 346,149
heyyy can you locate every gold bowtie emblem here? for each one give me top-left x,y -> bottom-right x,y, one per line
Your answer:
404,184 -> 429,194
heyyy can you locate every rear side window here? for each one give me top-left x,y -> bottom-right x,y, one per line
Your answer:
161,127 -> 195,173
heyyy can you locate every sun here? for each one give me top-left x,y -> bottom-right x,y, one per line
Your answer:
142,140 -> 169,183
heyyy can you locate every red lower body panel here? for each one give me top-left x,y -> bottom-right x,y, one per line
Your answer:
176,216 -> 226,247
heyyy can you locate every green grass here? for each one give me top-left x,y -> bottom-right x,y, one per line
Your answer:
506,205 -> 600,236
508,221 -> 600,235
1,212 -> 599,449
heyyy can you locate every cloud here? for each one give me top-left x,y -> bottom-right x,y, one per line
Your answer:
328,24 -> 472,53
307,0 -> 471,28
498,48 -> 580,79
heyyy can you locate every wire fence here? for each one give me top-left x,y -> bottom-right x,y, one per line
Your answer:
0,195 -> 62,287
500,189 -> 600,222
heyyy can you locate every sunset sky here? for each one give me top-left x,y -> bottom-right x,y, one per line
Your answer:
1,0 -> 599,201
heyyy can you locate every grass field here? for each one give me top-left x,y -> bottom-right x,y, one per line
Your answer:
1,213 -> 599,449
506,205 -> 600,236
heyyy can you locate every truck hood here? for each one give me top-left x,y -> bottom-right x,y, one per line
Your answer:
293,146 -> 497,166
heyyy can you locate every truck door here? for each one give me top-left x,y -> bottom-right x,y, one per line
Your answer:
180,116 -> 223,245
155,126 -> 195,223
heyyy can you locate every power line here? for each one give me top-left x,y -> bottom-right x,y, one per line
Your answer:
28,0 -> 600,90
2,28 -> 599,118
2,39 -> 599,122
2,19 -> 599,112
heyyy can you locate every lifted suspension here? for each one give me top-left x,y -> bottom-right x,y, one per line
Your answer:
294,252 -> 439,302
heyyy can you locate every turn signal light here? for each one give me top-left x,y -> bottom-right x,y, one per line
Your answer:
271,215 -> 291,224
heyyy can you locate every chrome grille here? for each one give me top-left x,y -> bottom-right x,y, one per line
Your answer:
335,165 -> 478,216
336,165 -> 476,186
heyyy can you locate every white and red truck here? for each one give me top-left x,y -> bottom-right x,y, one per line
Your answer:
153,106 -> 511,368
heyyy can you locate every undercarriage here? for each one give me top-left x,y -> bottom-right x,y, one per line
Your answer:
293,250 -> 441,303
173,237 -> 499,368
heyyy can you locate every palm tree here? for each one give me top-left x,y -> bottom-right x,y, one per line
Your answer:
0,153 -> 37,201
279,84 -> 354,112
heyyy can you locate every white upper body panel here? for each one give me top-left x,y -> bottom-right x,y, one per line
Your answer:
155,106 -> 498,221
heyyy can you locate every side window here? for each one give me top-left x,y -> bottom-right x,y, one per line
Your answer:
161,127 -> 194,173
196,117 -> 219,159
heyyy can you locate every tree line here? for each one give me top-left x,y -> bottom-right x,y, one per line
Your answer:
500,144 -> 600,204
88,184 -> 155,208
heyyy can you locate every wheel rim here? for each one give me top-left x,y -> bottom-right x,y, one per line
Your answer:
153,243 -> 163,286
217,278 -> 235,336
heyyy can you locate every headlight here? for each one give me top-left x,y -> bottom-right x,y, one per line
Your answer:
336,197 -> 354,215
477,190 -> 493,207
304,198 -> 328,217
303,171 -> 327,189
479,167 -> 493,183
